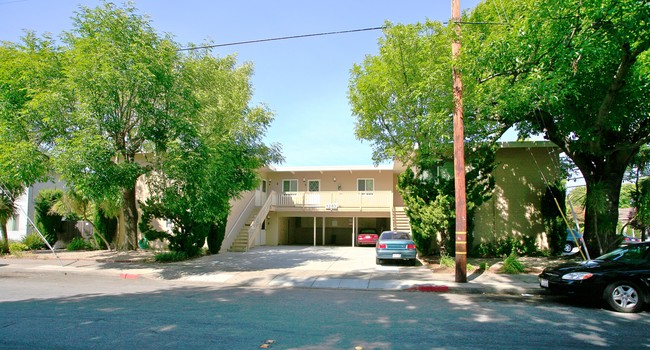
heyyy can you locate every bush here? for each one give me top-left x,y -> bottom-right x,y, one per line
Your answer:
23,233 -> 45,250
67,237 -> 94,251
9,242 -> 28,252
34,189 -> 64,245
154,251 -> 189,263
439,252 -> 455,268
501,253 -> 526,274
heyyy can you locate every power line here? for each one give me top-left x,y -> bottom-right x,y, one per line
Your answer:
178,26 -> 386,52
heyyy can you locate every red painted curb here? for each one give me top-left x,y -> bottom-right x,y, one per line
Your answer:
119,273 -> 141,279
405,285 -> 449,293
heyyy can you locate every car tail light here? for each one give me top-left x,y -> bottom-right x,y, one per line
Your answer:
407,244 -> 416,250
378,243 -> 387,249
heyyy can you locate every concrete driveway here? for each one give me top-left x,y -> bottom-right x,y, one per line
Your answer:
158,245 -> 439,289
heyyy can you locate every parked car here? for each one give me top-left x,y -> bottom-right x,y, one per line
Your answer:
623,235 -> 642,243
375,231 -> 417,266
563,229 -> 583,254
356,228 -> 379,246
539,241 -> 650,313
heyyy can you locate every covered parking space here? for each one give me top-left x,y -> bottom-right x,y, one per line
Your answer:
278,214 -> 390,247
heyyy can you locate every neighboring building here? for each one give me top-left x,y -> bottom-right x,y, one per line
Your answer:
223,141 -> 561,253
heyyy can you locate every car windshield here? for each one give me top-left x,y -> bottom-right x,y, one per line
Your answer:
595,244 -> 649,264
380,232 -> 410,240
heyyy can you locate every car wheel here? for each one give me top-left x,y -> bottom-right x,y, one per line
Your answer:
376,258 -> 382,265
604,281 -> 645,313
563,242 -> 574,253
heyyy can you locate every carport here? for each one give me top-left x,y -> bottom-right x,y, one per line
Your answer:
283,216 -> 390,246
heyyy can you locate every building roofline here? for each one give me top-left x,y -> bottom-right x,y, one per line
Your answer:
497,140 -> 557,148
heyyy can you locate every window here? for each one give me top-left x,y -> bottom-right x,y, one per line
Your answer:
283,179 -> 298,193
307,180 -> 320,192
357,178 -> 374,192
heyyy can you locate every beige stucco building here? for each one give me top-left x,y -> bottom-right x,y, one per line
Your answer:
222,141 -> 562,253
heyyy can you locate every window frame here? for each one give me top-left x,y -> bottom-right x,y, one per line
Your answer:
282,179 -> 299,193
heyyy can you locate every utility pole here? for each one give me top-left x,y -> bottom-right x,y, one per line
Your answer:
451,0 -> 467,283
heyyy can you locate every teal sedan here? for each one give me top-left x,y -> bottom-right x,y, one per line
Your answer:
375,231 -> 417,266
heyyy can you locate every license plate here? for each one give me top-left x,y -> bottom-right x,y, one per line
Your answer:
392,253 -> 402,258
540,278 -> 549,288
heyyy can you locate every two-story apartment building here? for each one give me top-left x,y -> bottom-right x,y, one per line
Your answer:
222,141 -> 562,253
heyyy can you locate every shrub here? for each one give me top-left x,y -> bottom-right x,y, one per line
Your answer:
154,251 -> 189,263
439,252 -> 455,268
67,237 -> 93,251
23,233 -> 45,250
34,189 -> 64,245
501,253 -> 526,274
9,242 -> 28,252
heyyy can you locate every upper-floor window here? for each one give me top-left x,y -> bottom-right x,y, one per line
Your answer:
283,179 -> 298,193
357,178 -> 374,192
307,180 -> 320,192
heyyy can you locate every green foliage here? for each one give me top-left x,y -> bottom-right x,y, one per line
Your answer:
501,253 -> 526,274
439,252 -> 455,268
67,237 -> 94,251
349,21 -> 499,256
22,233 -> 45,250
207,214 -> 228,254
34,189 -> 64,245
473,236 -> 540,258
9,242 -> 28,252
467,0 -> 650,254
93,206 -> 117,247
154,251 -> 189,263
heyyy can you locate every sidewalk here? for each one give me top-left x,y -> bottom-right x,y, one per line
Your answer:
0,246 -> 544,295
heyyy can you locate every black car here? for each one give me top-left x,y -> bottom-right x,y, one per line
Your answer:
539,241 -> 650,313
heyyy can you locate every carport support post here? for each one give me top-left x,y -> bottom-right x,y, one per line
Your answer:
351,217 -> 355,247
313,217 -> 317,247
322,217 -> 325,246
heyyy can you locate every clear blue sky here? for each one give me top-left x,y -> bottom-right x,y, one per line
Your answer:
1,0 -> 483,166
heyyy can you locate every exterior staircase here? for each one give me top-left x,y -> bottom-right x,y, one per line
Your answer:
228,209 -> 259,252
392,207 -> 411,232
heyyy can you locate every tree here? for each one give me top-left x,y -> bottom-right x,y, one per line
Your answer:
348,21 -> 500,254
466,0 -> 650,254
50,3 -> 196,250
139,50 -> 282,256
0,35 -> 58,253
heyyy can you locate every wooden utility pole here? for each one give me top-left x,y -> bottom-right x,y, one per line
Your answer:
451,0 -> 467,283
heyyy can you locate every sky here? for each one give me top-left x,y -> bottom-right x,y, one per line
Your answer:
0,0 -> 484,166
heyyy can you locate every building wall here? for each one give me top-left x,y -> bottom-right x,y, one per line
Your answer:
473,143 -> 561,250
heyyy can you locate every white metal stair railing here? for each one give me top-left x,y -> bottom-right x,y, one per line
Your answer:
245,190 -> 276,252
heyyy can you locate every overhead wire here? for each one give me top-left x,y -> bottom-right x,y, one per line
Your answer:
178,26 -> 386,51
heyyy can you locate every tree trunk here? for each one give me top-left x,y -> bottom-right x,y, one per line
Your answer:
0,222 -> 9,254
121,186 -> 139,250
580,153 -> 631,256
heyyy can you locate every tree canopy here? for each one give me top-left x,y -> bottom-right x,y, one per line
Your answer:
349,21 -> 499,254
0,2 -> 281,252
466,0 -> 650,253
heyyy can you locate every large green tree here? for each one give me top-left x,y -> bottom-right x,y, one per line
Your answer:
138,50 -> 282,256
0,35 -> 57,252
348,21 -> 500,254
466,0 -> 650,254
50,3 -> 196,250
